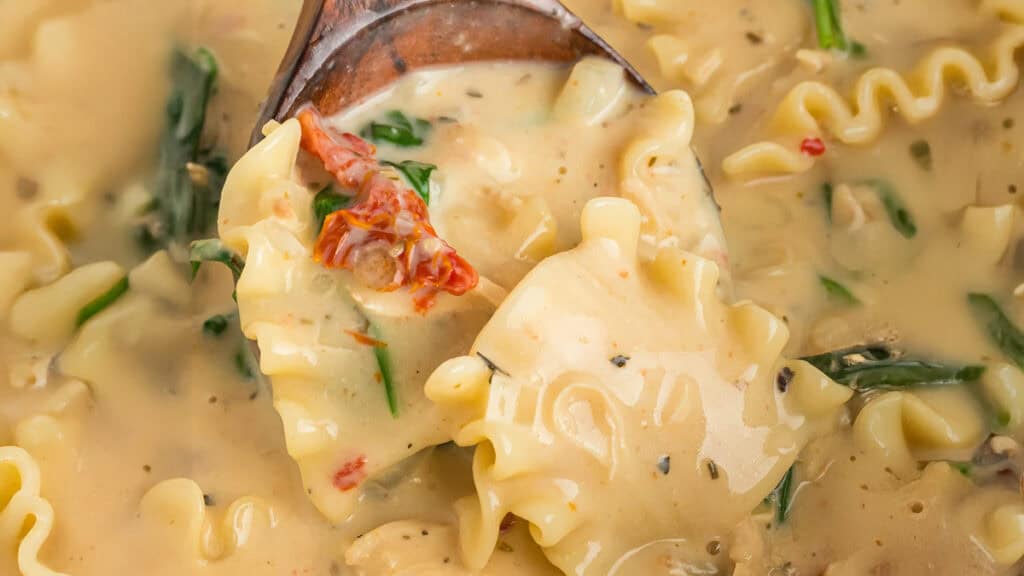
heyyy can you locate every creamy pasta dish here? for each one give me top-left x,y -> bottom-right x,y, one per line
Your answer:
4,0 -> 1024,574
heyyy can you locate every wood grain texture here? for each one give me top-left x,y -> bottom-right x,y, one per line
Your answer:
251,0 -> 652,145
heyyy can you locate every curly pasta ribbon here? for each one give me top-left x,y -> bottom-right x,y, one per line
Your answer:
0,446 -> 67,576
723,0 -> 1024,178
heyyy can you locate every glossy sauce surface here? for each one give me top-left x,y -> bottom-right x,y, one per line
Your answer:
3,1 -> 1024,575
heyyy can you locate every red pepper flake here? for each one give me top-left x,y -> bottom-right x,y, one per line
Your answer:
332,455 -> 367,491
800,137 -> 826,157
297,108 -> 478,313
345,329 -> 387,348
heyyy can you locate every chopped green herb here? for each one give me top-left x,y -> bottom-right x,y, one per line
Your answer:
822,181 -> 834,223
811,0 -> 848,51
369,324 -> 399,417
772,466 -> 795,524
76,276 -> 130,327
312,184 -> 352,234
202,313 -> 235,337
819,274 -> 860,305
141,47 -> 224,250
189,239 -> 244,281
849,40 -> 868,58
861,179 -> 917,238
360,110 -> 431,147
802,344 -> 985,391
384,160 -> 436,204
967,293 -> 1024,369
909,139 -> 932,171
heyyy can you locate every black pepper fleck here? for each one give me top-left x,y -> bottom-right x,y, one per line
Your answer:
728,104 -> 743,115
657,455 -> 671,475
706,540 -> 721,555
776,366 -> 795,393
465,88 -> 483,98
909,139 -> 932,171
610,354 -> 630,368
745,31 -> 763,44
1004,117 -> 1015,129
1010,184 -> 1018,194
203,494 -> 216,507
707,459 -> 720,480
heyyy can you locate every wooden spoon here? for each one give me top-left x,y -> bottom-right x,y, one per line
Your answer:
251,0 -> 653,144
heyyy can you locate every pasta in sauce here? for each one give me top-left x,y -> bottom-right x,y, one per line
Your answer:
3,0 -> 1024,575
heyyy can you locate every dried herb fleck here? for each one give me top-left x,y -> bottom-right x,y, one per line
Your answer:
707,459 -> 720,480
657,455 -> 671,475
776,366 -> 795,392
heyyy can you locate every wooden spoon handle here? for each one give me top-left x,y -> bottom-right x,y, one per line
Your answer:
253,0 -> 650,142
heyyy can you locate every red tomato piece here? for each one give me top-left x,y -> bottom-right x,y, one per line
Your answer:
297,107 -> 478,312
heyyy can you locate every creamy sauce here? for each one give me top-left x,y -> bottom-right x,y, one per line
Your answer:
3,1 -> 1024,575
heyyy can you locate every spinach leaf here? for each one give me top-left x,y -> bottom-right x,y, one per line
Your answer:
189,239 -> 244,283
140,47 -> 223,250
811,0 -> 868,56
819,274 -> 860,305
385,160 -> 436,204
802,344 -> 984,391
812,0 -> 848,50
202,313 -> 235,337
968,293 -> 1024,369
360,110 -> 431,147
369,323 -> 399,417
862,179 -> 917,239
312,184 -> 352,234
822,181 -> 834,223
76,277 -> 130,327
772,466 -> 795,524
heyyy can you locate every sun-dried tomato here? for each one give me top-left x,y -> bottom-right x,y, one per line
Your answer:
297,108 -> 478,312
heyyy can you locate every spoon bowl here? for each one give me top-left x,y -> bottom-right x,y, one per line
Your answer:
252,0 -> 653,144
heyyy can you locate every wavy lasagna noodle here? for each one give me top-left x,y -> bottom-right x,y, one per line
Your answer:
0,446 -> 65,576
218,62 -> 730,524
723,0 -> 1024,178
426,197 -> 850,573
140,478 -> 277,563
218,118 -> 495,522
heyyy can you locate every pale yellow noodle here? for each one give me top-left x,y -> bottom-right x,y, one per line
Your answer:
723,0 -> 1024,179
